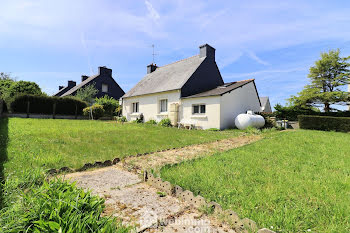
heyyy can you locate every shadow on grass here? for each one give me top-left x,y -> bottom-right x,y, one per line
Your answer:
0,118 -> 8,209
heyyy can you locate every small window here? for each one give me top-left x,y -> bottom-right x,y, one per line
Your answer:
160,99 -> 168,113
102,83 -> 108,93
132,102 -> 139,113
193,104 -> 206,114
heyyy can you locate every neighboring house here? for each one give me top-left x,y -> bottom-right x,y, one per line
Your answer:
122,44 -> 262,130
260,97 -> 272,113
54,66 -> 125,99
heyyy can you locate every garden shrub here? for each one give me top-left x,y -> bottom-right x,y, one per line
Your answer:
95,96 -> 119,116
145,119 -> 157,125
298,115 -> 350,132
83,104 -> 105,119
116,116 -> 127,123
0,170 -> 128,233
10,94 -> 87,115
158,118 -> 172,127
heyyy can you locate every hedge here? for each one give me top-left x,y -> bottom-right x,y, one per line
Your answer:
298,115 -> 350,132
10,94 -> 88,115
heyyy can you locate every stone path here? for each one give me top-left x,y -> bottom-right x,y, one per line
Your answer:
64,135 -> 261,232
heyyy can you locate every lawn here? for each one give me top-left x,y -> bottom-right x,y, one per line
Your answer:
160,130 -> 350,232
0,118 -> 242,177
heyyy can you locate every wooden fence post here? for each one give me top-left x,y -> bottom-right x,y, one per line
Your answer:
75,104 -> 78,119
52,103 -> 56,119
26,101 -> 30,118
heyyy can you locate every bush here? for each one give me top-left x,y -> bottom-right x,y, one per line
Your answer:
9,94 -> 87,115
145,119 -> 157,125
158,118 -> 172,127
95,96 -> 119,116
116,116 -> 127,123
0,170 -> 128,233
298,115 -> 350,132
83,104 -> 105,119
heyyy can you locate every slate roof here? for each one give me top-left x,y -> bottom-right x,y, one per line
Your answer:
123,55 -> 205,98
259,97 -> 269,107
53,86 -> 72,97
61,74 -> 99,97
182,79 -> 255,98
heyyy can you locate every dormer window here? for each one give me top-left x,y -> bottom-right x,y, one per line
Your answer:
102,83 -> 108,93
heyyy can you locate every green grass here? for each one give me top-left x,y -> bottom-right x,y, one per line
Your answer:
1,118 -> 242,177
160,130 -> 350,233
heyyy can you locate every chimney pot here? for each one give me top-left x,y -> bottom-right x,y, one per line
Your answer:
98,66 -> 112,76
199,44 -> 215,60
147,64 -> 157,74
68,80 -> 76,88
81,75 -> 89,82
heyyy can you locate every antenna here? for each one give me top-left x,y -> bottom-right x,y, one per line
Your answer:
151,44 -> 158,64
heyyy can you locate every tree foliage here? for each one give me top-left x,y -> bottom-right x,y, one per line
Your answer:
94,95 -> 119,116
290,49 -> 350,112
0,79 -> 42,101
75,83 -> 98,104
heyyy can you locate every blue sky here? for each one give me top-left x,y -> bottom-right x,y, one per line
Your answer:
1,0 -> 350,108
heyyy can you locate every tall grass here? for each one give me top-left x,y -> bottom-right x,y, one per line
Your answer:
0,169 -> 130,232
161,130 -> 350,232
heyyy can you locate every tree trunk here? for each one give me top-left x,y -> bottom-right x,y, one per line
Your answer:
324,102 -> 330,112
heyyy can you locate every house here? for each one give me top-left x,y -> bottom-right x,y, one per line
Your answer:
121,44 -> 262,130
260,97 -> 272,113
54,66 -> 125,99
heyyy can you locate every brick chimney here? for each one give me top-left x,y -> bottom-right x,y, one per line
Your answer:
199,44 -> 215,60
68,80 -> 76,88
147,64 -> 157,74
81,75 -> 89,82
59,86 -> 64,90
98,66 -> 112,76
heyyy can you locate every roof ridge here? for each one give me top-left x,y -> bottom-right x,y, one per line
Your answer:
158,54 -> 200,69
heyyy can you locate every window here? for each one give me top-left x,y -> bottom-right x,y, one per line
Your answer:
160,99 -> 168,112
132,102 -> 139,113
102,83 -> 108,93
193,104 -> 206,114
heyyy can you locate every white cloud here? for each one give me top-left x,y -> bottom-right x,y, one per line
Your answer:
245,50 -> 270,66
145,0 -> 160,21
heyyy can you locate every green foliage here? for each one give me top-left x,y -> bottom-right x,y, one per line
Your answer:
0,80 -> 42,104
95,96 -> 119,116
299,115 -> 350,132
290,49 -> 350,112
145,119 -> 157,125
158,118 -> 172,127
0,72 -> 14,81
274,103 -> 317,121
161,130 -> 350,232
206,128 -> 220,131
116,116 -> 127,123
0,170 -> 128,233
83,104 -> 105,119
9,94 -> 87,115
75,84 -> 98,104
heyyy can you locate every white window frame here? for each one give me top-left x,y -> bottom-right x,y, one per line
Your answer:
132,102 -> 139,113
159,99 -> 168,113
102,83 -> 108,93
192,104 -> 206,114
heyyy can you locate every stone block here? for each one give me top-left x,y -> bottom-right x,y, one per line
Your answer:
193,195 -> 206,208
174,185 -> 183,197
103,160 -> 112,166
180,190 -> 194,203
257,228 -> 275,233
242,218 -> 258,232
208,201 -> 222,213
112,158 -> 120,164
59,167 -> 73,173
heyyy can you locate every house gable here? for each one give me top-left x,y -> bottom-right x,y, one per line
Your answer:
180,57 -> 224,97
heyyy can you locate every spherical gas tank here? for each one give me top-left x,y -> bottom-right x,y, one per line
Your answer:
235,112 -> 265,130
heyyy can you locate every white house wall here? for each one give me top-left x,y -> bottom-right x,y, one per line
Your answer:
122,90 -> 181,122
181,96 -> 221,129
220,82 -> 261,129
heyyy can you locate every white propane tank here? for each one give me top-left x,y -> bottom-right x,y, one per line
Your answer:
235,111 -> 265,130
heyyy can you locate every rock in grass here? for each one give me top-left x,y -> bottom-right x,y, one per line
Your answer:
47,168 -> 58,175
112,158 -> 120,164
103,160 -> 112,166
242,218 -> 258,232
59,167 -> 73,173
258,228 -> 275,233
94,161 -> 103,167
